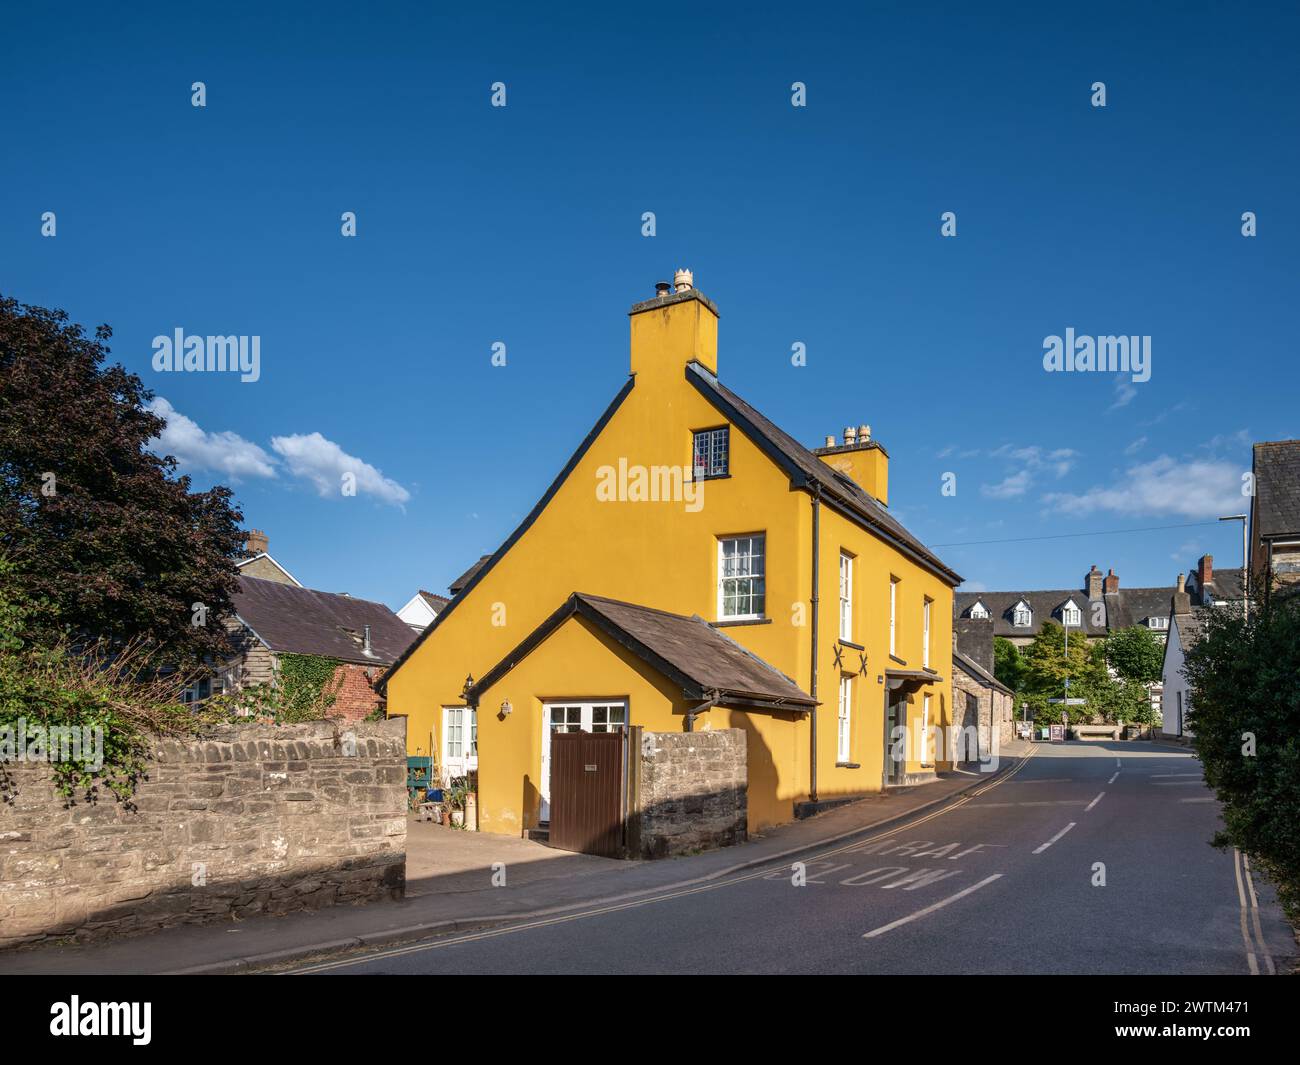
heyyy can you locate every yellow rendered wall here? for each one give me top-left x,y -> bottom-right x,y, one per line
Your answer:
387,292 -> 956,835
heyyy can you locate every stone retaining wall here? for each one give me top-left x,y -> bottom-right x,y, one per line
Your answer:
0,718 -> 406,948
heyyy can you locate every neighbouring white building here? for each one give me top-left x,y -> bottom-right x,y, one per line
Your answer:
396,589 -> 451,631
1160,575 -> 1210,740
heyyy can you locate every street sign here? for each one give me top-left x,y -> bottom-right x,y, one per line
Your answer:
1049,724 -> 1066,742
1048,698 -> 1087,705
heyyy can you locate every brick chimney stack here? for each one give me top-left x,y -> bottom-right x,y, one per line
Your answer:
1103,568 -> 1119,595
245,529 -> 269,557
1086,564 -> 1103,599
1197,554 -> 1213,590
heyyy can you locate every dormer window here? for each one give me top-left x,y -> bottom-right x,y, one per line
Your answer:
1061,599 -> 1082,627
968,600 -> 989,620
1148,616 -> 1169,630
1012,600 -> 1032,628
693,427 -> 729,479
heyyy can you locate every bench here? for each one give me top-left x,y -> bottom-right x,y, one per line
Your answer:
1070,724 -> 1122,740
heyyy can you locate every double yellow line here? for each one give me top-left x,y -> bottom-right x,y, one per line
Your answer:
290,745 -> 1038,974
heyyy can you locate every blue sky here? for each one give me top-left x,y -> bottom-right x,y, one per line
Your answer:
3,2 -> 1296,607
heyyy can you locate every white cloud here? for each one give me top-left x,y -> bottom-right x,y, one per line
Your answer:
1110,379 -> 1137,410
147,397 -> 277,480
1044,455 -> 1245,519
981,470 -> 1032,499
1124,436 -> 1147,455
271,432 -> 411,506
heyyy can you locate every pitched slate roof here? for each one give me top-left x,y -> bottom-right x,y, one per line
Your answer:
1186,567 -> 1245,605
954,589 -> 1106,637
1172,606 -> 1212,650
417,590 -> 451,613
232,575 -> 418,666
685,362 -> 962,586
1254,440 -> 1300,539
1105,585 -> 1175,628
449,556 -> 491,596
953,650 -> 1013,696
467,592 -> 816,711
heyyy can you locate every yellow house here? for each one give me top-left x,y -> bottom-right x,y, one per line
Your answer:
384,272 -> 962,838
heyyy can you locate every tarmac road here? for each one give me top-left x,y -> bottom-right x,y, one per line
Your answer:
291,742 -> 1294,975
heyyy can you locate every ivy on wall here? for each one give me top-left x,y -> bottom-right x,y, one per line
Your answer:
276,653 -> 344,722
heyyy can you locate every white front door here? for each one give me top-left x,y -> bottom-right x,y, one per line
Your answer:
539,700 -> 627,822
441,706 -> 477,784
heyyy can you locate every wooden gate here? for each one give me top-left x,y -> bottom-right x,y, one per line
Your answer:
549,730 -> 625,857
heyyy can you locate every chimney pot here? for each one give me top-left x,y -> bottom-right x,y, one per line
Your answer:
858,424 -> 871,442
843,426 -> 857,446
1177,573 -> 1186,592
673,268 -> 693,293
655,280 -> 671,298
824,435 -> 836,448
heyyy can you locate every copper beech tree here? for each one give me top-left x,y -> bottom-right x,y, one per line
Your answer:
0,294 -> 245,663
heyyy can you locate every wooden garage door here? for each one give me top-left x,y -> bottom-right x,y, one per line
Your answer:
549,730 -> 625,857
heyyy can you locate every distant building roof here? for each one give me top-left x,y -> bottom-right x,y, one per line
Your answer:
955,589 -> 1108,637
449,556 -> 491,596
1254,440 -> 1300,540
418,590 -> 451,613
467,592 -> 817,711
232,575 -> 418,666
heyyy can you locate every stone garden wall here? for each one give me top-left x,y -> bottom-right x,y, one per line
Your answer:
635,728 -> 747,859
0,718 -> 406,948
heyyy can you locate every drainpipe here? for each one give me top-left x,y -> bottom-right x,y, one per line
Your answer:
809,485 -> 821,803
684,695 -> 717,733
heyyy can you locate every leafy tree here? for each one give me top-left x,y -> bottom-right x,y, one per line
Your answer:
993,636 -> 1028,692
1183,597 -> 1300,917
0,295 -> 244,662
1104,625 -> 1164,683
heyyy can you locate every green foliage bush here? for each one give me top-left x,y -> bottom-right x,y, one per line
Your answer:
1183,597 -> 1300,916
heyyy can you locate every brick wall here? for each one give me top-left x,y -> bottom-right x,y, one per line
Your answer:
0,719 -> 406,948
330,662 -> 386,722
633,728 -> 746,859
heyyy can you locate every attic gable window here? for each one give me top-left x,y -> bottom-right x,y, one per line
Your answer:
693,426 -> 730,479
1061,600 -> 1082,627
1012,601 -> 1032,627
968,600 -> 989,620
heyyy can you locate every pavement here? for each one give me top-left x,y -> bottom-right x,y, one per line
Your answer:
290,740 -> 1297,975
0,744 -> 1027,975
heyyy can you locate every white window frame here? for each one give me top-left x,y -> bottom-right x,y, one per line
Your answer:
968,600 -> 989,620
838,552 -> 854,642
1061,599 -> 1081,628
889,576 -> 899,655
539,699 -> 628,821
718,534 -> 766,620
692,426 -> 729,479
1013,600 -> 1032,628
921,694 -> 932,765
441,705 -> 478,783
837,675 -> 853,763
922,597 -> 932,668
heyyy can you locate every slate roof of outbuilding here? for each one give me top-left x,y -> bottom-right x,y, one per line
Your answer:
467,592 -> 817,710
232,575 -> 418,666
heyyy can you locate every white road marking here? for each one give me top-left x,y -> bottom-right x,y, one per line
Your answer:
861,874 -> 1004,939
1115,758 -> 1121,768
1085,792 -> 1104,812
1178,797 -> 1216,804
1107,771 -> 1120,784
1033,823 -> 1076,854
